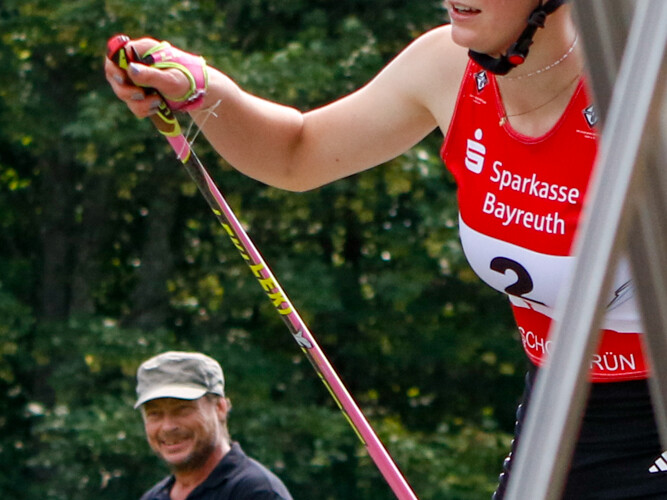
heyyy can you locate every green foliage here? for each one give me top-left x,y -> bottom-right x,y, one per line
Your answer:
0,1 -> 525,498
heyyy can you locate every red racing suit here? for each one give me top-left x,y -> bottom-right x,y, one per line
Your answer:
442,60 -> 647,382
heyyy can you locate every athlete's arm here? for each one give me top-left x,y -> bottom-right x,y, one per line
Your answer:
105,25 -> 467,191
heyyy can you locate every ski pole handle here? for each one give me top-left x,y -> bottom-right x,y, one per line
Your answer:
106,34 -> 182,138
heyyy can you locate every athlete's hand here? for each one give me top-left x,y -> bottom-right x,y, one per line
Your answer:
104,37 -> 192,118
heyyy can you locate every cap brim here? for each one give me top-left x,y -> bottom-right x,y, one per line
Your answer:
134,384 -> 208,409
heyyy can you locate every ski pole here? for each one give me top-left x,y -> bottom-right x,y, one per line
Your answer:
107,35 -> 418,500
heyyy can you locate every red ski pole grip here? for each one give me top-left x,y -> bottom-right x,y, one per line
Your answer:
107,34 -> 131,67
106,34 -> 181,137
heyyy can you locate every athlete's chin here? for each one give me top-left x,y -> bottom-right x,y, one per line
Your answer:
451,26 -> 486,51
451,28 -> 505,58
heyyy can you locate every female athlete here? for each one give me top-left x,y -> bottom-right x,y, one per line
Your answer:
106,1 -> 667,497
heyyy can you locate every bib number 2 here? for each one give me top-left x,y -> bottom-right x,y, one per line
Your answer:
490,257 -> 545,306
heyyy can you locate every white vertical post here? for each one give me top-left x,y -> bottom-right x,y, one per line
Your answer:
505,1 -> 667,498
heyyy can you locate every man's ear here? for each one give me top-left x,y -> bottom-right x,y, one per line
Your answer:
215,396 -> 231,415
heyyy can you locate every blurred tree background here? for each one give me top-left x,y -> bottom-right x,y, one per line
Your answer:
0,1 -> 527,499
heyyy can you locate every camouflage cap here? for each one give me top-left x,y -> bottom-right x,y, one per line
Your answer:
135,351 -> 225,409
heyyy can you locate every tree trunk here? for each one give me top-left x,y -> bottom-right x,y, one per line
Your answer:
39,156 -> 72,321
124,179 -> 179,330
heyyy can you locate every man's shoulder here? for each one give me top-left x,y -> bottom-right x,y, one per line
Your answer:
220,445 -> 293,499
138,445 -> 293,500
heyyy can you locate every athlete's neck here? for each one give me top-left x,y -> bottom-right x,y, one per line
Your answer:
495,8 -> 584,136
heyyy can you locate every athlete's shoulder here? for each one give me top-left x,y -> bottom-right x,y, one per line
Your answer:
399,24 -> 469,132
375,23 -> 467,96
411,24 -> 469,71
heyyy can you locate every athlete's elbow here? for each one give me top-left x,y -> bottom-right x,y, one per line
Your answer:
277,135 -> 322,192
274,169 -> 324,193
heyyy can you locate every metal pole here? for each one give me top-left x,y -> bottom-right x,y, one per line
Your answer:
505,2 -> 667,498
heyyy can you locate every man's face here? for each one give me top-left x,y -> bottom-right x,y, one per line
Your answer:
142,396 -> 224,472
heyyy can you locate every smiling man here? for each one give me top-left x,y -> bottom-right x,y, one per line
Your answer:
134,351 -> 293,500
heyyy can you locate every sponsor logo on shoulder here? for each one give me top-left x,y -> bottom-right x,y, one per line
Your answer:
583,104 -> 598,128
475,70 -> 489,92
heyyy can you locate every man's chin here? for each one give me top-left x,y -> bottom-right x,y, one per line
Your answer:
166,455 -> 202,473
169,459 -> 199,473
159,442 -> 190,460
162,443 -> 215,473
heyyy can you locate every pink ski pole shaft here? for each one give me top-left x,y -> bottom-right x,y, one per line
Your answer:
108,35 -> 418,500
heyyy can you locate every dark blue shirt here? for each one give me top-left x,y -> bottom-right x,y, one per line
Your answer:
140,443 -> 293,500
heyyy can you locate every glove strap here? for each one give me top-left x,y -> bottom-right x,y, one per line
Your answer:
141,42 -> 208,111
